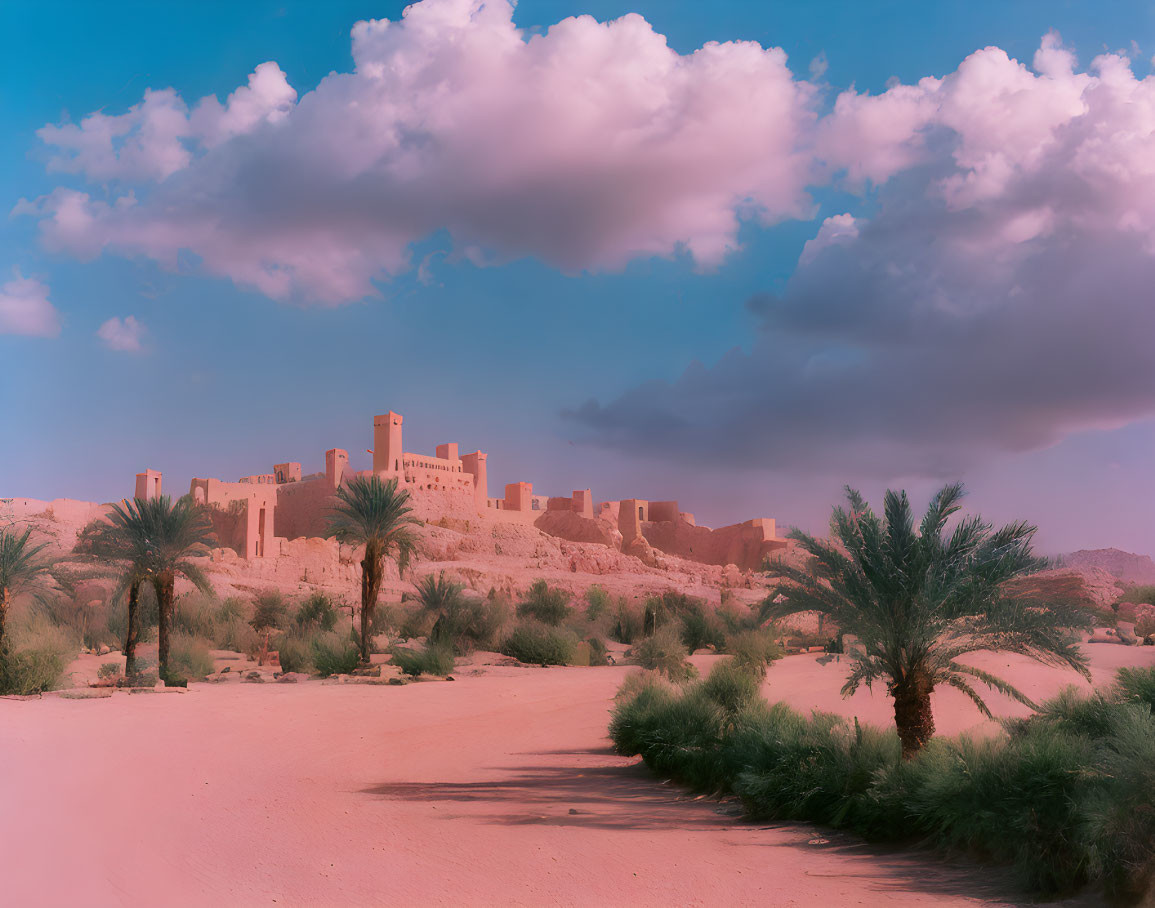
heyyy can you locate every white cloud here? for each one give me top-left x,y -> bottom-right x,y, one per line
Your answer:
19,0 -> 818,303
571,34 -> 1155,476
96,315 -> 146,352
0,275 -> 61,337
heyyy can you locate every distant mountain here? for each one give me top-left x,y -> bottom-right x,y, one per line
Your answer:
1062,548 -> 1155,586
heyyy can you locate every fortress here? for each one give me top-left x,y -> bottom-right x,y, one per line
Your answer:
129,410 -> 789,572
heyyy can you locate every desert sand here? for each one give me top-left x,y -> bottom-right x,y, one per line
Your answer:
3,644 -> 1150,907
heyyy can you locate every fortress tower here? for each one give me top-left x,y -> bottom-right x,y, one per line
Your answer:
373,412 -> 403,474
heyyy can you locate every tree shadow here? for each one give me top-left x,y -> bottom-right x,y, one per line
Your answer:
360,750 -> 1041,904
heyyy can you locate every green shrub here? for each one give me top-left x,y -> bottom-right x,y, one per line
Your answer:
1115,584 -> 1155,605
501,621 -> 578,665
584,585 -> 611,621
276,634 -> 314,674
516,580 -> 572,626
214,612 -> 259,655
174,592 -> 219,638
98,661 -> 123,680
1115,665 -> 1155,712
611,600 -> 645,644
1,647 -> 68,694
630,625 -> 696,682
725,628 -> 783,678
1,618 -> 73,694
715,600 -> 759,634
310,631 -> 360,677
586,636 -> 609,666
678,605 -> 726,654
169,633 -> 214,682
295,592 -> 338,632
250,590 -> 288,634
733,705 -> 901,830
607,667 -> 1155,901
391,644 -> 455,677
701,659 -> 761,714
397,605 -> 436,641
609,671 -> 678,755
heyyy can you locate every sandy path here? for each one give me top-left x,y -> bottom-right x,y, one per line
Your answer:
3,646 -> 1149,907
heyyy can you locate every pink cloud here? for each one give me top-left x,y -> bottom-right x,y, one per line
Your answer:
18,0 -> 817,303
96,315 -> 146,352
571,34 -> 1155,476
0,275 -> 61,337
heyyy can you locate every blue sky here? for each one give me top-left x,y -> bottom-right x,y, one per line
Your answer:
3,0 -> 1155,555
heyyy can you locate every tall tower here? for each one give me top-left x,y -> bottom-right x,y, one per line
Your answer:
134,469 -> 162,501
462,451 -> 487,510
325,449 -> 349,488
373,412 -> 403,473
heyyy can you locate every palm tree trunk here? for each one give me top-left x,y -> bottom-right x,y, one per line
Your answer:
155,571 -> 175,683
124,578 -> 140,680
893,673 -> 936,759
359,544 -> 384,667
0,585 -> 10,687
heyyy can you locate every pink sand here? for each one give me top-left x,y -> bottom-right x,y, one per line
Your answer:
2,645 -> 1150,907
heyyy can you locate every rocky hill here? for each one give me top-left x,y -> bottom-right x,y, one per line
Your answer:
1063,548 -> 1155,586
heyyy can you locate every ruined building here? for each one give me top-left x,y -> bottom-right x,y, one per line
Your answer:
134,411 -> 788,571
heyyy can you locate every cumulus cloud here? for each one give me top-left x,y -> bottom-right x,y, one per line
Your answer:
18,0 -> 817,303
569,35 -> 1155,476
0,275 -> 61,337
96,315 -> 145,352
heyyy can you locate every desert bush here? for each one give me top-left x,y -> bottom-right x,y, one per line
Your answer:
678,603 -> 726,654
397,605 -> 436,641
501,621 -> 578,665
174,592 -> 219,639
295,592 -> 338,632
391,643 -> 455,677
586,636 -> 609,666
700,659 -> 761,714
630,625 -> 696,682
1114,664 -> 1155,712
30,591 -> 118,652
98,661 -> 123,680
310,631 -> 360,677
724,628 -> 784,678
408,573 -> 510,654
250,591 -> 288,634
516,580 -> 572,626
2,648 -> 67,694
1115,584 -> 1155,605
0,617 -> 73,694
584,585 -> 611,621
214,612 -> 259,655
276,634 -> 314,674
607,666 -> 1155,901
169,633 -> 214,682
715,600 -> 758,635
610,599 -> 645,644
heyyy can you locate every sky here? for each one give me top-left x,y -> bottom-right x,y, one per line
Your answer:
2,0 -> 1155,557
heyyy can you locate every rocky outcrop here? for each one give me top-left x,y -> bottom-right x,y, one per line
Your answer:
1063,548 -> 1155,585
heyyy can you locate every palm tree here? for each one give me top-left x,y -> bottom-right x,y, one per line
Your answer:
86,512 -> 149,678
97,496 -> 215,683
406,571 -> 476,650
0,527 -> 52,685
763,483 -> 1092,759
326,475 -> 417,666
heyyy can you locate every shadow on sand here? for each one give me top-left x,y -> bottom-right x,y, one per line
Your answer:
360,748 -> 1046,905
